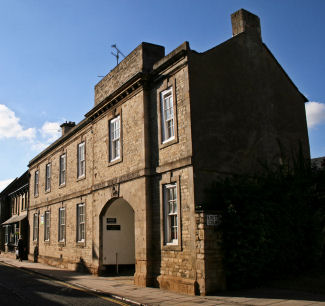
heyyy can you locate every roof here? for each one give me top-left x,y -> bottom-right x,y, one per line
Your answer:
2,211 -> 27,225
0,170 -> 29,198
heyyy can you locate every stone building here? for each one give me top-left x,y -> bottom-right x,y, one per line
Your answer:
27,9 -> 309,295
1,171 -> 29,256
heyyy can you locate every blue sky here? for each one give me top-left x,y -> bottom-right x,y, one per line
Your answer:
0,0 -> 324,190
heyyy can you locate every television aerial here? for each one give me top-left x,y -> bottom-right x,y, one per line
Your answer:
111,44 -> 126,65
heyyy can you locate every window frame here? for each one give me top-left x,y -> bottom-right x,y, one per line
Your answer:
163,183 -> 178,245
45,163 -> 51,192
59,153 -> 66,186
14,223 -> 19,245
4,225 -> 8,245
161,87 -> 175,143
109,115 -> 121,162
44,211 -> 50,241
76,203 -> 85,242
33,213 -> 39,241
77,142 -> 85,178
58,207 -> 65,242
34,170 -> 39,196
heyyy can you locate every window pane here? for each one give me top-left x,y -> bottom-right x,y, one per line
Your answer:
34,171 -> 39,195
33,214 -> 38,241
110,116 -> 121,161
44,212 -> 50,241
78,143 -> 85,177
164,183 -> 178,244
59,208 -> 65,241
161,89 -> 174,142
77,204 -> 85,241
45,164 -> 51,191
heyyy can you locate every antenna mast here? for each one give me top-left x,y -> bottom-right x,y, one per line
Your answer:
111,44 -> 126,65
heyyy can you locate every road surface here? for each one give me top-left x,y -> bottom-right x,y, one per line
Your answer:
0,261 -> 130,305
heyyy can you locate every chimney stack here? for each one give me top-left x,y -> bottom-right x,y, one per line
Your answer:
231,9 -> 261,41
60,121 -> 75,136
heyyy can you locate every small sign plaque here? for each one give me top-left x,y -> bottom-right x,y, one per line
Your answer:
106,218 -> 116,224
207,214 -> 221,226
107,225 -> 121,231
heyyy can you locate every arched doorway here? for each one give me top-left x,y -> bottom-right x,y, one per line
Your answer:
100,198 -> 135,274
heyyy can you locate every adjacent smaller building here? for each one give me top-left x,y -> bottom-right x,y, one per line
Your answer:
0,171 -> 29,257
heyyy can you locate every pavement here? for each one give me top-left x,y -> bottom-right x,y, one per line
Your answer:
0,254 -> 324,306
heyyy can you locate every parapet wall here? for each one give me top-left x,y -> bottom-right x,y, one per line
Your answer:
94,42 -> 165,106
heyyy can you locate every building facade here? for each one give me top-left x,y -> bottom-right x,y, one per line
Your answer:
27,9 -> 310,295
1,171 -> 29,256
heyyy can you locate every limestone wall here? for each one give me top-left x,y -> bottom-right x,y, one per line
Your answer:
94,43 -> 164,106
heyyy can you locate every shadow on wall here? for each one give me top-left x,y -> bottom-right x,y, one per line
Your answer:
33,245 -> 38,263
76,257 -> 91,274
92,243 -> 98,260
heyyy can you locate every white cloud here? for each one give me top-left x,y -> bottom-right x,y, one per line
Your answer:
0,104 -> 62,154
40,121 -> 61,143
29,121 -> 61,153
305,101 -> 325,128
0,178 -> 14,192
0,104 -> 36,140
31,141 -> 49,152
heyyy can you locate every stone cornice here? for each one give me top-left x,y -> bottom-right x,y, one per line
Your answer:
86,72 -> 146,120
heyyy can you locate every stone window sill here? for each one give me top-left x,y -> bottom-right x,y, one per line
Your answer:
77,175 -> 86,182
108,157 -> 122,167
162,244 -> 182,252
160,137 -> 178,150
76,241 -> 85,248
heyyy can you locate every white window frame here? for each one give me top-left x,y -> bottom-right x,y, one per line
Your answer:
58,208 -> 65,242
34,170 -> 39,196
45,163 -> 51,192
77,203 -> 85,242
109,115 -> 121,162
33,213 -> 38,241
161,88 -> 175,143
163,183 -> 178,245
77,142 -> 85,178
44,211 -> 50,241
59,154 -> 66,186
